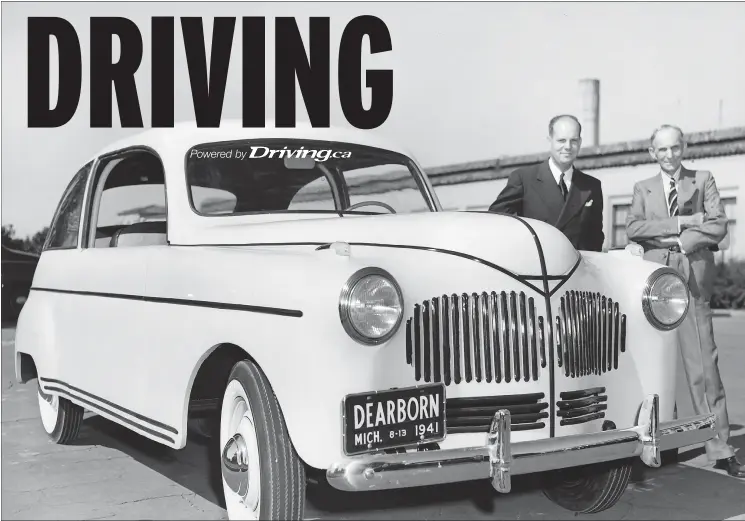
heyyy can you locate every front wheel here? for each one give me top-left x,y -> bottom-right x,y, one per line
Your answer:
219,359 -> 305,520
541,458 -> 633,514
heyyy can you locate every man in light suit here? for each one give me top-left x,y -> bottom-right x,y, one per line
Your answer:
626,124 -> 744,477
489,115 -> 605,251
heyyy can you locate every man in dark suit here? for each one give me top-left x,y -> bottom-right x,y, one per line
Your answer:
626,124 -> 743,478
488,114 -> 605,251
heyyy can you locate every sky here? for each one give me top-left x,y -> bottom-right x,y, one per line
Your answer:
2,1 -> 745,237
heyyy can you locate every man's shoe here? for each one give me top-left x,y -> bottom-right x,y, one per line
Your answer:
713,456 -> 745,478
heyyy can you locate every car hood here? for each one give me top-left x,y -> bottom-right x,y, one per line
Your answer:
184,212 -> 581,277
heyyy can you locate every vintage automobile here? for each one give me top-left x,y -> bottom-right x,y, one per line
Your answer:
15,121 -> 717,520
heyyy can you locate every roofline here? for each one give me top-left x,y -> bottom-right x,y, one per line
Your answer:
424,126 -> 745,186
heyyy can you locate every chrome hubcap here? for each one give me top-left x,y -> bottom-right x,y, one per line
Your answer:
222,433 -> 250,496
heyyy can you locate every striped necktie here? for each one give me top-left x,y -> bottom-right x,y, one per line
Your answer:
668,178 -> 679,216
559,173 -> 568,200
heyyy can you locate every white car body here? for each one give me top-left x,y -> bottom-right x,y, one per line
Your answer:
15,121 -> 716,518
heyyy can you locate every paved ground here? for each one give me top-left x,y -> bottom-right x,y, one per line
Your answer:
2,314 -> 745,520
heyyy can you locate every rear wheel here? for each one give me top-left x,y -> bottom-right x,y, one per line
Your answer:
219,359 -> 305,520
542,458 -> 633,514
37,381 -> 84,444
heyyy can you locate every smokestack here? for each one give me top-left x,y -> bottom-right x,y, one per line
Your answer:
578,79 -> 600,147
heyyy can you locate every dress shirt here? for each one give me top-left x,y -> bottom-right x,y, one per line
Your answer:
660,165 -> 684,251
549,157 -> 574,191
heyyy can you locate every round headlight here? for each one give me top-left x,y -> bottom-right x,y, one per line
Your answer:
642,268 -> 690,330
339,268 -> 403,345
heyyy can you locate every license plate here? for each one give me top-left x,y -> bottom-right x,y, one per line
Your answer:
343,383 -> 446,456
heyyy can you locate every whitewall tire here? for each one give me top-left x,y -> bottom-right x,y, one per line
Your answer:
37,381 -> 84,444
220,360 -> 305,520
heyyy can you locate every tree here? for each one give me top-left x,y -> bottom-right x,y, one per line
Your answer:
24,227 -> 50,253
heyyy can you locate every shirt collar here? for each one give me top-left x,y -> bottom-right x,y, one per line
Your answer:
548,157 -> 574,183
661,165 -> 682,183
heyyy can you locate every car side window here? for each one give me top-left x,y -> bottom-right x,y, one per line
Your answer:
44,162 -> 93,251
87,149 -> 168,248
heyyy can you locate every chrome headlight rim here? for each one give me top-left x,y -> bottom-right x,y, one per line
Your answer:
339,267 -> 404,346
641,267 -> 690,331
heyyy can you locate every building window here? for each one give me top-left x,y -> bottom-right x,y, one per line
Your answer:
611,203 -> 631,248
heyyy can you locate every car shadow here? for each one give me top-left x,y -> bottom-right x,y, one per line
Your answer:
67,414 -> 745,520
70,414 -> 226,508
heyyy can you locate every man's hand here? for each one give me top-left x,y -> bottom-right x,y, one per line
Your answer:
679,212 -> 704,229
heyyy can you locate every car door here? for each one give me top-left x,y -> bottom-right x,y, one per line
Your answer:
37,150 -> 158,434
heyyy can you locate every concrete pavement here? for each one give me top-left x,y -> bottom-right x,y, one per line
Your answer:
2,315 -> 744,520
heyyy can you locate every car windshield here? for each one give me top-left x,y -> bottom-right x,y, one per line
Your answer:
184,139 -> 435,216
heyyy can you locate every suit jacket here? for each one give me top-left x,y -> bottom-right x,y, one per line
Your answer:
625,166 -> 727,301
488,160 -> 605,251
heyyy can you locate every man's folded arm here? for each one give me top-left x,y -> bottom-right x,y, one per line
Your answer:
488,170 -> 523,215
625,182 -> 680,240
679,172 -> 728,253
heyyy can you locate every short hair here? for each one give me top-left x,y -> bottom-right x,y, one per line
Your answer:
549,114 -> 582,136
650,124 -> 685,146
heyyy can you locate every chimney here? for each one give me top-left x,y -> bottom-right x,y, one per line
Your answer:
578,79 -> 600,147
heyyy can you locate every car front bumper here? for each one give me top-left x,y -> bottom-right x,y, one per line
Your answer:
326,394 -> 716,493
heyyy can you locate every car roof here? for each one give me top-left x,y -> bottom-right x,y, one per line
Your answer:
88,119 -> 417,162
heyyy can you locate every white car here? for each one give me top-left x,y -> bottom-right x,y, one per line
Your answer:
15,121 -> 716,519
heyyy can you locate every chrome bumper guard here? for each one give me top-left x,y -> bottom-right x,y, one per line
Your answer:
327,395 -> 716,493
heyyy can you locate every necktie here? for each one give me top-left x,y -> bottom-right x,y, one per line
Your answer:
668,179 -> 679,216
559,173 -> 568,200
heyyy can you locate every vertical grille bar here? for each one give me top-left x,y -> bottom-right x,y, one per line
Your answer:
560,297 -> 568,376
406,319 -> 412,365
574,292 -> 582,376
472,293 -> 483,382
414,304 -> 422,381
613,301 -> 620,369
593,293 -> 599,374
520,293 -> 530,382
601,296 -> 607,374
492,292 -> 503,383
509,291 -> 521,381
442,295 -> 452,385
582,293 -> 590,376
423,301 -> 431,382
501,292 -> 511,383
462,293 -> 473,383
452,294 -> 462,384
555,316 -> 562,374
620,314 -> 627,353
529,297 -> 538,380
432,297 -> 442,383
577,292 -> 586,376
483,292 -> 493,383
565,296 -> 575,377
588,293 -> 594,374
607,298 -> 614,373
538,315 -> 546,368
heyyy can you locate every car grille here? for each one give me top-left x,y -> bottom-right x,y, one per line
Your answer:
557,387 -> 608,426
405,292 -> 547,386
555,291 -> 627,378
447,393 -> 548,433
